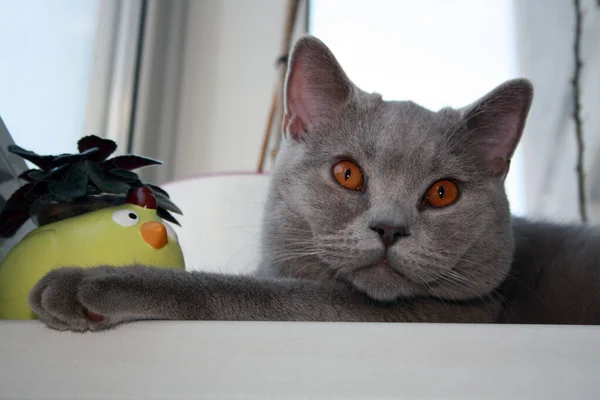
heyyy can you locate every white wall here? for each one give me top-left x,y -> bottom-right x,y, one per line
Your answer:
170,0 -> 306,180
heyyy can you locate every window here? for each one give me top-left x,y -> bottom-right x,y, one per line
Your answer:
0,0 -> 143,157
309,0 -> 526,215
0,0 -> 100,155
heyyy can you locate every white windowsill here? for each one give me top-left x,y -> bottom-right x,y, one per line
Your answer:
1,321 -> 599,399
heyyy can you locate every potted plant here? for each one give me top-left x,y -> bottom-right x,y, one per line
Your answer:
0,135 -> 185,320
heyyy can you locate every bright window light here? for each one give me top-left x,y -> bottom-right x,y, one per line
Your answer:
0,0 -> 100,155
309,0 -> 526,216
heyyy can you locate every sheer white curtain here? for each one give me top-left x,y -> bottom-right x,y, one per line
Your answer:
309,0 -> 526,216
514,0 -> 600,223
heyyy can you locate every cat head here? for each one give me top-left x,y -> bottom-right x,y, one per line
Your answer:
262,36 -> 533,302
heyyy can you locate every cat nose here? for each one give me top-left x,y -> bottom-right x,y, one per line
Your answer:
370,223 -> 410,247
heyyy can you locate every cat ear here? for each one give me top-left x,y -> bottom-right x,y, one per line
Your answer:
283,36 -> 353,139
462,79 -> 533,177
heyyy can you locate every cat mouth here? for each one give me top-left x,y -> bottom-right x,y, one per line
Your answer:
347,259 -> 423,300
354,257 -> 417,284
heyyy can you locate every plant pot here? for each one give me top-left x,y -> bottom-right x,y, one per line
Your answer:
0,199 -> 185,320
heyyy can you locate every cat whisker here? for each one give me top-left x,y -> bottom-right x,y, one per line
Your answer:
442,255 -> 551,313
328,268 -> 347,301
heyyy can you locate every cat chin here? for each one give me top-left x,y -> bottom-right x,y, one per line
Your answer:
347,264 -> 423,301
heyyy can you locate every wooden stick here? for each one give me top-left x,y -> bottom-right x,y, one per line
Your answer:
572,0 -> 588,223
257,91 -> 279,172
257,0 -> 301,172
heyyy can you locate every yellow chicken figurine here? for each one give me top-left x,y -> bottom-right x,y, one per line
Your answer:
0,187 -> 185,320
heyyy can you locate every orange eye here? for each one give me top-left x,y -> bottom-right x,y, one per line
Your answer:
332,160 -> 364,191
424,180 -> 459,208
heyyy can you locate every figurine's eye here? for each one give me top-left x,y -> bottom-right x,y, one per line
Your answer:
164,221 -> 179,243
423,180 -> 459,208
332,160 -> 364,191
112,210 -> 140,227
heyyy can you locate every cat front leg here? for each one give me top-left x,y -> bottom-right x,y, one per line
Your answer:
29,266 -> 494,332
30,266 -> 216,331
29,266 -> 130,332
29,265 -> 383,331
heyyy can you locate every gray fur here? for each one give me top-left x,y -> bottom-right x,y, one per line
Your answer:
29,36 -> 600,331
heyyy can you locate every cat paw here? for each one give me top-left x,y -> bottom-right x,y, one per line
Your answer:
29,267 -> 123,332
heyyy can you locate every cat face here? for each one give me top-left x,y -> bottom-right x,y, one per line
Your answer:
262,36 -> 533,302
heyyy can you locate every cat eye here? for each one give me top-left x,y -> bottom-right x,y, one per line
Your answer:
423,180 -> 459,208
332,160 -> 364,191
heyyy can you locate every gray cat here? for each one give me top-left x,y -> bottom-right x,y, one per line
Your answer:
29,36 -> 600,331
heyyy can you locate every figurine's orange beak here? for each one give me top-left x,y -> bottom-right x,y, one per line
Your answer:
140,221 -> 168,249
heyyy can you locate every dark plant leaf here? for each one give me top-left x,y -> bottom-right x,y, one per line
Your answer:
19,182 -> 36,202
48,182 -> 75,202
101,155 -> 162,171
29,163 -> 70,181
18,169 -> 41,183
0,184 -> 35,237
157,208 -> 180,226
63,163 -> 89,198
47,163 -> 89,202
78,135 -> 117,162
155,192 -> 182,215
24,182 -> 50,202
8,145 -> 56,170
107,169 -> 140,183
52,147 -> 100,167
85,160 -> 130,194
85,185 -> 103,196
2,183 -> 33,206
147,183 -> 170,198
28,170 -> 47,180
